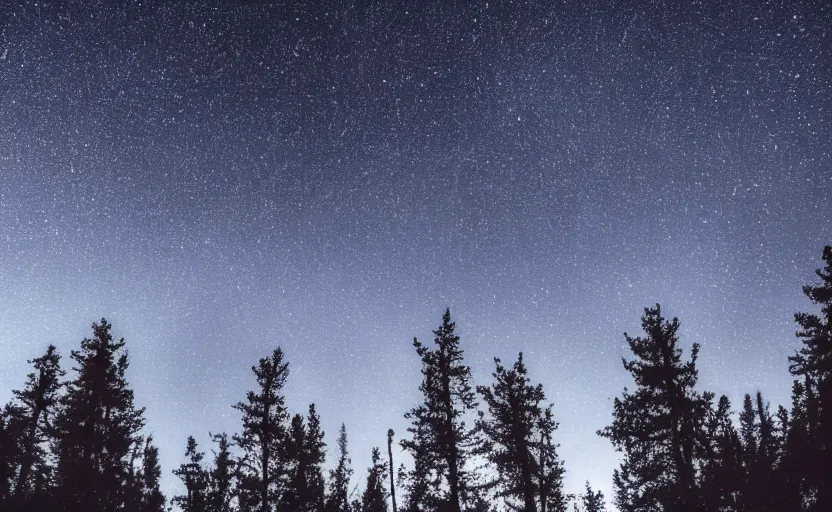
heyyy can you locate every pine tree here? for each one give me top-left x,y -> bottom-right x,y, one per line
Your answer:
233,348 -> 291,512
304,404 -> 327,511
361,447 -> 389,512
536,407 -> 567,512
280,413 -> 308,511
7,345 -> 64,508
579,482 -> 606,512
598,305 -> 710,512
400,309 -> 478,512
207,432 -> 236,512
0,402 -> 27,508
700,395 -> 742,511
476,352 -> 566,512
789,245 -> 832,511
140,436 -> 166,512
53,318 -> 147,512
173,436 -> 209,512
326,423 -> 353,512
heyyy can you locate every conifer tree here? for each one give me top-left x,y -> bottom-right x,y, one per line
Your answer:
400,309 -> 478,512
233,348 -> 291,512
476,352 -> 566,512
207,432 -> 236,512
700,395 -> 742,511
578,482 -> 606,512
598,305 -> 710,512
305,404 -> 327,511
361,447 -> 389,512
789,245 -> 832,511
173,436 -> 209,512
140,436 -> 166,512
326,423 -> 353,512
53,318 -> 147,512
7,345 -> 64,508
536,407 -> 567,512
280,413 -> 308,511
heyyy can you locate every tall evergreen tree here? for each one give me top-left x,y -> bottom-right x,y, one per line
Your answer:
598,305 -> 711,512
207,432 -> 236,512
700,395 -> 743,511
173,436 -> 209,512
233,348 -> 291,512
577,482 -> 606,512
53,318 -> 147,512
780,378 -> 817,510
476,352 -> 566,512
304,404 -> 327,511
7,345 -> 64,508
326,423 -> 353,512
361,447 -> 389,512
400,309 -> 478,512
140,436 -> 166,512
536,407 -> 567,512
789,245 -> 832,511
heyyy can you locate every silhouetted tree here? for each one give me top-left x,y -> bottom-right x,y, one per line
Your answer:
140,436 -> 166,512
233,348 -> 290,512
598,305 -> 710,512
361,447 -> 389,512
7,345 -> 64,508
206,432 -> 236,512
173,436 -> 209,512
305,404 -> 327,511
476,352 -> 566,512
400,309 -> 478,512
53,318 -> 147,512
326,423 -> 353,512
280,406 -> 326,512
700,395 -> 742,511
779,378 -> 816,510
577,482 -> 606,512
789,245 -> 832,511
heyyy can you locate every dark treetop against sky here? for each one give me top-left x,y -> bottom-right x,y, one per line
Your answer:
0,0 -> 830,505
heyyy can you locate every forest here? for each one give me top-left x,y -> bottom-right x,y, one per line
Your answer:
1,245 -> 829,512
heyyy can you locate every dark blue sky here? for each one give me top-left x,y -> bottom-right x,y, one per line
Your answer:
1,0 -> 829,507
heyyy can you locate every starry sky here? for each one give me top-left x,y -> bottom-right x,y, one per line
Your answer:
0,0 -> 830,507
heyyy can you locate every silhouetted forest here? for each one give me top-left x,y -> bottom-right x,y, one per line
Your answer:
1,245 -> 830,512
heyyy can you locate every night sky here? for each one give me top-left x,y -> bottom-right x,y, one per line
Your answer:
1,0 -> 830,506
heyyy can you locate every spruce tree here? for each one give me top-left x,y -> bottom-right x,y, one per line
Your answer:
140,436 -> 166,512
280,413 -> 308,511
173,436 -> 209,512
8,345 -> 64,507
536,407 -> 567,512
326,423 -> 353,512
304,404 -> 327,511
789,245 -> 832,511
598,305 -> 710,512
400,309 -> 478,512
579,482 -> 606,512
233,348 -> 291,512
361,447 -> 389,512
476,352 -> 566,512
53,318 -> 147,512
207,432 -> 236,512
700,395 -> 742,511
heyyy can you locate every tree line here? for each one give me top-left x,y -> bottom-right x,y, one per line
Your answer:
1,245 -> 830,512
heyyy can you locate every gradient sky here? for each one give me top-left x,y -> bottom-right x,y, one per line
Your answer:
0,1 -> 830,508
